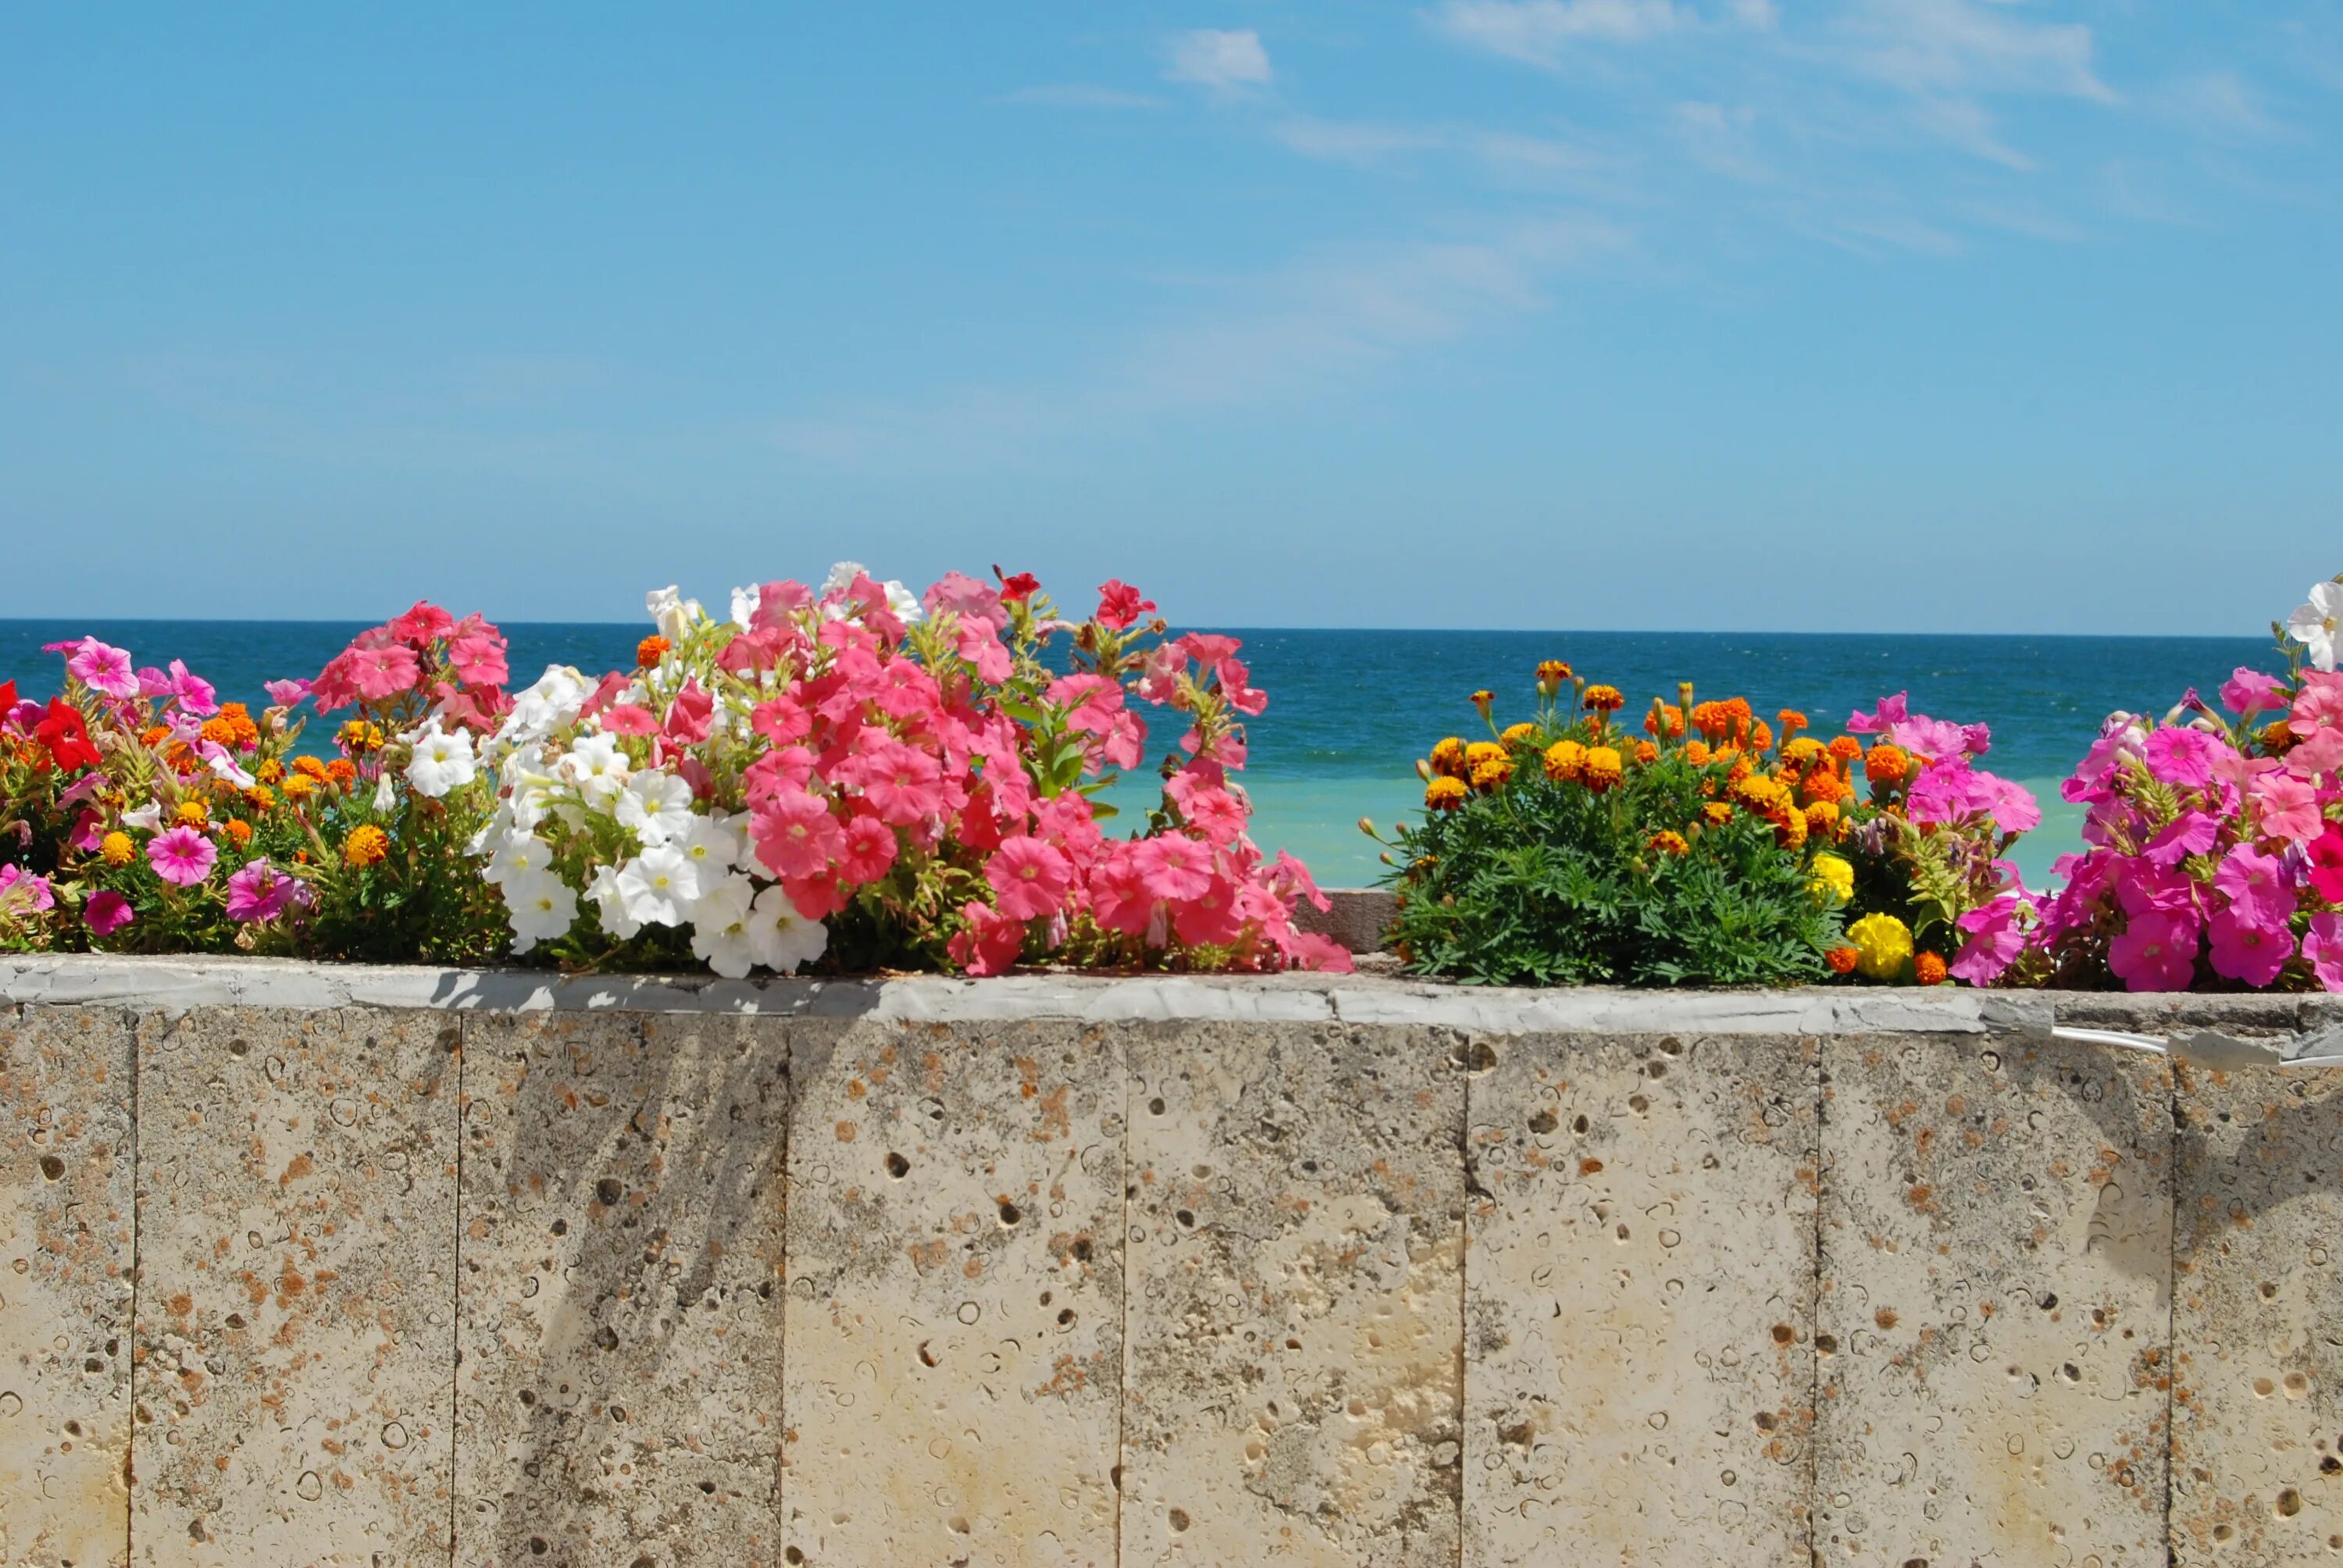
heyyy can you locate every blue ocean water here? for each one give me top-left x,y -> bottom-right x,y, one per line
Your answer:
2,621 -> 2284,890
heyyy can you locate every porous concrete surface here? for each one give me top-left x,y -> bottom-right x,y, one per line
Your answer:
1466,1032 -> 1819,1566
2170,1059 -> 2343,1565
130,1007 -> 458,1566
455,1011 -> 788,1566
3,962 -> 2343,1564
782,1017 -> 1124,1566
1815,1032 -> 2174,1566
0,1004 -> 134,1568
1122,1022 -> 1464,1566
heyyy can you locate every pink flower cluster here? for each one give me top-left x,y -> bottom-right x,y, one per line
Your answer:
2035,668 -> 2343,991
312,603 -> 512,733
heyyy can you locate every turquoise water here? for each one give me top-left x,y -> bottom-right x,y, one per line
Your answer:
2,622 -> 2282,890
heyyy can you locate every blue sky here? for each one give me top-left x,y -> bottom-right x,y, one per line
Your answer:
4,3 -> 2338,633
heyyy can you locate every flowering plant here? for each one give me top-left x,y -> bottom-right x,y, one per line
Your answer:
0,609 -> 510,961
2026,575 -> 2343,992
1375,665 -> 1846,985
1823,693 -> 2041,987
470,565 -> 1347,978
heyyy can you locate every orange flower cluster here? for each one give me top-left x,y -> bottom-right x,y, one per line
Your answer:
637,635 -> 672,668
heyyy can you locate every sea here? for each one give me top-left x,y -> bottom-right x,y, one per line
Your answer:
1,622 -> 2286,892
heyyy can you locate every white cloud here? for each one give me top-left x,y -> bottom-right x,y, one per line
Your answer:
1840,0 -> 2116,104
996,84 -> 1168,111
2152,71 -> 2280,140
1272,115 -> 1608,174
1432,0 -> 1687,63
1671,102 -> 1771,181
1164,29 -> 1273,93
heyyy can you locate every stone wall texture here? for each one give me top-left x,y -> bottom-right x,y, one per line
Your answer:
2,957 -> 2341,1565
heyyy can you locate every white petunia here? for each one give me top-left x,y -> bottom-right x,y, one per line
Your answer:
501,665 -> 590,748
615,768 -> 697,846
748,884 -> 829,975
501,870 -> 579,954
123,802 -> 162,832
615,846 -> 700,927
2288,580 -> 2342,673
205,750 -> 258,790
676,812 -> 743,878
562,732 -> 630,806
645,584 -> 704,643
373,771 -> 397,811
585,863 -> 643,940
484,832 -> 553,887
405,722 -> 477,799
467,801 -> 515,857
730,584 -> 761,629
687,873 -> 760,978
819,561 -> 923,625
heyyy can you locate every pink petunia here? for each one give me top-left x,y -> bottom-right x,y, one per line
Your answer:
83,889 -> 134,937
2306,914 -> 2343,992
861,743 -> 945,826
1046,673 -> 1125,736
2308,827 -> 2343,903
1172,874 -> 1246,946
751,791 -> 843,881
662,679 -> 714,744
1949,897 -> 2028,986
224,857 -> 301,924
166,660 -> 219,717
1086,846 -> 1157,937
147,825 -> 217,887
348,643 -> 422,701
2144,727 -> 2227,789
2292,673 -> 2343,743
986,836 -> 1072,921
1094,579 -> 1157,630
947,900 -> 1027,975
448,627 -> 509,688
66,638 -> 140,698
2214,845 -> 2295,929
262,678 -> 312,707
2249,772 -> 2323,845
2206,907 -> 2291,989
387,601 -> 455,646
838,812 -> 899,885
2221,667 -> 2288,718
2107,910 -> 2199,992
2142,811 -> 2220,869
1132,833 -> 1214,902
0,864 -> 54,913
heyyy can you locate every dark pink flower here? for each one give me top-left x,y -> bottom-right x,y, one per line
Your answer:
225,857 -> 301,924
838,813 -> 899,885
387,601 -> 455,647
147,825 -> 217,887
84,890 -> 134,937
2222,667 -> 2288,717
1950,897 -> 2027,986
2207,907 -> 2291,988
2108,910 -> 2199,992
861,743 -> 944,826
986,836 -> 1072,921
662,679 -> 714,744
448,627 -> 509,688
751,791 -> 843,880
947,900 -> 1027,975
1095,579 -> 1157,630
2142,811 -> 2220,869
1172,874 -> 1245,946
2307,828 -> 2343,903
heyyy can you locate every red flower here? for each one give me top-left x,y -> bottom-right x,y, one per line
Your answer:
2310,826 -> 2343,905
994,567 -> 1040,603
0,679 -> 16,718
1095,579 -> 1157,630
34,699 -> 101,772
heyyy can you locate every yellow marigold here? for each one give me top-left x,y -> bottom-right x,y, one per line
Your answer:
1732,774 -> 1792,817
1803,800 -> 1844,841
339,719 -> 384,754
1647,829 -> 1689,857
1703,801 -> 1734,826
2261,718 -> 2296,754
101,831 -> 135,868
1425,775 -> 1470,812
1775,806 -> 1809,850
1500,722 -> 1539,750
1683,740 -> 1714,768
1430,737 -> 1468,779
1913,951 -> 1949,987
244,785 -> 277,811
1781,736 -> 1825,771
1583,746 -> 1624,792
1470,690 -> 1496,721
282,774 -> 317,801
1465,740 -> 1505,772
224,818 -> 254,848
174,798 -> 209,827
1543,739 -> 1587,782
1863,744 -> 1912,786
255,758 -> 285,784
1808,852 -> 1854,907
1534,660 -> 1573,695
637,634 -> 672,668
343,825 -> 390,869
1632,739 -> 1658,765
1846,912 -> 1913,982
1582,684 -> 1625,714
1471,754 -> 1514,792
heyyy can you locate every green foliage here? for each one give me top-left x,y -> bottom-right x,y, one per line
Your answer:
1383,754 -> 1839,988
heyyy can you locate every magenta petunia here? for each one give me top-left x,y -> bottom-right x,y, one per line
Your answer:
224,858 -> 301,924
2306,915 -> 2343,992
66,637 -> 140,698
2107,910 -> 2199,992
146,825 -> 217,887
2206,907 -> 2291,989
83,889 -> 134,937
2213,845 -> 2296,930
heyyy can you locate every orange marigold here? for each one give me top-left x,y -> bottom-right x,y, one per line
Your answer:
201,716 -> 237,747
140,724 -> 170,748
326,759 -> 357,786
1632,739 -> 1658,765
1777,708 -> 1808,736
1583,746 -> 1624,792
637,634 -> 672,667
1682,740 -> 1714,768
1425,776 -> 1470,811
1863,744 -> 1912,786
1913,951 -> 1949,986
1828,736 -> 1863,763
2261,718 -> 2297,754
1647,829 -> 1689,856
343,825 -> 390,868
1824,946 -> 1860,976
1749,720 -> 1774,754
293,755 -> 330,781
1543,739 -> 1587,782
1643,702 -> 1685,739
1582,684 -> 1625,714
1801,768 -> 1853,807
1430,737 -> 1468,779
1775,807 -> 1809,850
225,818 -> 254,848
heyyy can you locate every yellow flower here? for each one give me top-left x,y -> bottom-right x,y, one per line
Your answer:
343,825 -> 390,868
1429,737 -> 1467,779
1703,801 -> 1735,827
174,798 -> 209,827
1471,754 -> 1514,792
1542,739 -> 1586,782
1464,741 -> 1506,773
1647,829 -> 1689,857
1731,774 -> 1792,818
1846,912 -> 1914,982
1781,736 -> 1825,771
1583,746 -> 1624,792
1534,660 -> 1572,697
1470,690 -> 1496,722
1425,776 -> 1470,811
282,774 -> 316,801
339,719 -> 385,754
244,785 -> 278,811
1803,800 -> 1843,841
101,831 -> 136,868
1500,722 -> 1539,750
1808,852 -> 1854,907
1582,684 -> 1624,713
255,758 -> 285,785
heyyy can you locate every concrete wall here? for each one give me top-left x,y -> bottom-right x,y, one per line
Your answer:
2,956 -> 2341,1566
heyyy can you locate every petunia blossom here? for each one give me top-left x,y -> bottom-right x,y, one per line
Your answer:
2306,914 -> 2343,992
147,825 -> 217,887
225,858 -> 303,924
83,890 -> 134,937
2213,846 -> 2295,930
986,836 -> 1072,921
2207,907 -> 2291,988
65,638 -> 139,698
